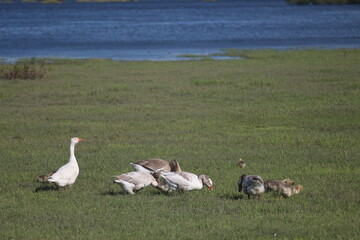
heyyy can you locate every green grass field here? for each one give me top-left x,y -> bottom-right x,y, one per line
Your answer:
1,49 -> 359,239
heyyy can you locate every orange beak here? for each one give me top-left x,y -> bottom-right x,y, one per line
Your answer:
77,138 -> 84,142
209,186 -> 213,190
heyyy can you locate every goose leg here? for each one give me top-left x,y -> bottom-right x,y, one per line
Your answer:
127,189 -> 135,195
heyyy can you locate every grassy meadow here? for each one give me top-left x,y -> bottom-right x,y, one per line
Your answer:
0,49 -> 359,239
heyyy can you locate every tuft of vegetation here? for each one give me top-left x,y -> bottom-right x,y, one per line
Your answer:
1,57 -> 48,80
177,54 -> 209,59
0,49 -> 359,239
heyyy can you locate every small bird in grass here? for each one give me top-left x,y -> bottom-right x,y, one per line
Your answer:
238,174 -> 265,200
37,137 -> 84,187
238,158 -> 246,168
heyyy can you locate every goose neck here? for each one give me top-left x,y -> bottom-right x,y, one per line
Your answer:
198,175 -> 205,187
69,143 -> 77,163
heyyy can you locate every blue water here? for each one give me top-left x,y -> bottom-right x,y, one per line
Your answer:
1,0 -> 360,60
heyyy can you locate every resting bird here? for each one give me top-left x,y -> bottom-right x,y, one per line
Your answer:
264,178 -> 303,198
238,174 -> 265,199
160,171 -> 213,192
264,179 -> 295,192
114,171 -> 159,195
38,137 -> 84,187
130,158 -> 182,173
279,184 -> 304,198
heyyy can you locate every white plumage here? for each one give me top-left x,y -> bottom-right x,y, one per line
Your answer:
46,137 -> 84,187
114,171 -> 159,195
160,171 -> 213,192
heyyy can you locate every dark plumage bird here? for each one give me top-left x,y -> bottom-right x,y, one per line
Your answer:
238,174 -> 265,199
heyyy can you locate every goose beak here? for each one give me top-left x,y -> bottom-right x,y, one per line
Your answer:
209,185 -> 213,190
77,138 -> 84,142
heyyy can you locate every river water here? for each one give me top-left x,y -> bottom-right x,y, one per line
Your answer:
1,0 -> 360,61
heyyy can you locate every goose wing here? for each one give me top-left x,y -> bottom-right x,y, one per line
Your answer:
162,172 -> 195,183
245,175 -> 264,185
114,172 -> 154,186
161,172 -> 198,190
131,158 -> 170,172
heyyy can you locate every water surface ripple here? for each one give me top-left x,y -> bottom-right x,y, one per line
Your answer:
1,0 -> 360,60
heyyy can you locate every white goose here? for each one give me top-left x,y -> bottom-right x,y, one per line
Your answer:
130,158 -> 182,173
238,174 -> 265,199
45,137 -> 84,187
114,171 -> 159,195
160,171 -> 213,192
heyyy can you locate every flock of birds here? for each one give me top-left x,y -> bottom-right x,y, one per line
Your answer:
37,137 -> 303,199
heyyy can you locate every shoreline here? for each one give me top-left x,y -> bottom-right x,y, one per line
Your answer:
1,43 -> 360,63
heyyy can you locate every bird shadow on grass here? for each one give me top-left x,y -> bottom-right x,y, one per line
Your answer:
33,184 -> 59,193
220,193 -> 245,201
148,190 -> 179,197
101,190 -> 123,196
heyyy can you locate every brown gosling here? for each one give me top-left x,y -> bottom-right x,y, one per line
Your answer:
264,179 -> 295,192
280,184 -> 304,198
